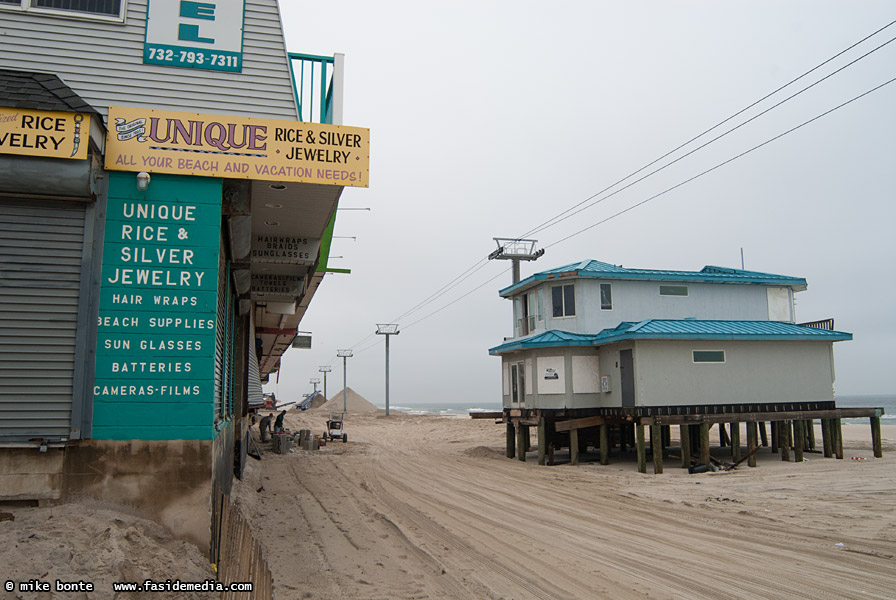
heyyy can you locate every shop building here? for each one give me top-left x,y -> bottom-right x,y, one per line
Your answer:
0,0 -> 368,555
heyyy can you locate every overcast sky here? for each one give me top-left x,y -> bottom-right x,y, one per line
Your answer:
266,1 -> 896,406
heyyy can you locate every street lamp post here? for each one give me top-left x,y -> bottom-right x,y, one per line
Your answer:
336,349 -> 353,413
318,365 -> 331,399
375,324 -> 399,416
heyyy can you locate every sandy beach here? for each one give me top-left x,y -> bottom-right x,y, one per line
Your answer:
234,407 -> 896,600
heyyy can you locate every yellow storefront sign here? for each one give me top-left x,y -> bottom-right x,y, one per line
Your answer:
0,107 -> 90,160
105,106 -> 369,187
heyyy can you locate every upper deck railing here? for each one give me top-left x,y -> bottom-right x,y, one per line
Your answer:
287,52 -> 342,124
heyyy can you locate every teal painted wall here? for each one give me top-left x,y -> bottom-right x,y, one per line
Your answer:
93,172 -> 222,440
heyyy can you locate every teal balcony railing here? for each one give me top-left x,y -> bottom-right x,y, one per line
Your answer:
288,53 -> 336,124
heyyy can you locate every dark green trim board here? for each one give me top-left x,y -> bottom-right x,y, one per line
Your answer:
93,172 -> 222,441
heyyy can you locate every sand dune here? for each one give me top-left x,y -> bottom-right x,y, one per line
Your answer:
235,411 -> 896,599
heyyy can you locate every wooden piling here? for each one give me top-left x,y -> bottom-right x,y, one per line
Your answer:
599,423 -> 609,465
718,422 -> 730,447
871,416 -> 883,458
779,421 -> 791,462
651,425 -> 664,474
759,421 -> 768,447
822,418 -> 833,458
747,421 -> 758,468
537,418 -> 546,466
793,419 -> 804,463
679,424 -> 691,469
699,422 -> 711,467
833,418 -> 844,459
636,424 -> 647,474
506,422 -> 515,459
570,428 -> 579,466
806,419 -> 816,450
516,423 -> 526,462
770,421 -> 778,453
730,422 -> 741,462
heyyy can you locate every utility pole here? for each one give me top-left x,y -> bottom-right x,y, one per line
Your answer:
375,324 -> 399,416
319,365 -> 331,399
489,238 -> 544,284
336,349 -> 353,413
309,377 -> 320,394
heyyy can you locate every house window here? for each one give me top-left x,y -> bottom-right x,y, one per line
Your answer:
660,285 -> 688,296
599,283 -> 612,310
551,284 -> 575,317
693,350 -> 725,363
1,0 -> 124,18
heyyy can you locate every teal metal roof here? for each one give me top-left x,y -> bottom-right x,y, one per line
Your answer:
487,330 -> 599,355
488,320 -> 851,355
499,260 -> 808,297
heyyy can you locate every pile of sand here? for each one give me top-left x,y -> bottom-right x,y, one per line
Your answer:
318,387 -> 379,413
0,500 -> 216,599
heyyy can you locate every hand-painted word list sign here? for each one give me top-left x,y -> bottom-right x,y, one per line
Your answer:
92,172 -> 222,440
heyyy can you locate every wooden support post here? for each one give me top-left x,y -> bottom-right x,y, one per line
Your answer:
770,421 -> 778,453
871,416 -> 883,458
516,423 -> 526,462
679,424 -> 691,469
570,428 -> 579,466
779,421 -> 791,462
822,418 -> 833,458
759,421 -> 768,447
636,424 -> 647,474
730,422 -> 741,462
524,425 -> 531,452
662,425 -> 671,454
834,418 -> 844,460
747,421 -> 758,468
793,419 -> 804,463
700,422 -> 711,467
599,423 -> 609,465
651,425 -> 664,474
718,422 -> 730,447
786,419 -> 793,450
806,419 -> 816,450
506,422 -> 515,459
537,418 -> 546,466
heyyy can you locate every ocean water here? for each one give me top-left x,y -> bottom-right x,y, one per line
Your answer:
836,394 -> 895,424
384,402 -> 502,417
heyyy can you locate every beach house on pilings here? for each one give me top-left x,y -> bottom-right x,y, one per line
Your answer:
489,260 -> 884,472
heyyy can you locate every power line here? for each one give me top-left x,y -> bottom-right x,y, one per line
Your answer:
522,29 -> 896,238
387,20 -> 896,330
316,19 -> 896,366
545,74 -> 896,249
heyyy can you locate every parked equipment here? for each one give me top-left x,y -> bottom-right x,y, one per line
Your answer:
324,412 -> 347,443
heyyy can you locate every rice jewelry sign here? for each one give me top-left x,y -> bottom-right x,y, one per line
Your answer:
0,107 -> 90,160
105,106 -> 369,187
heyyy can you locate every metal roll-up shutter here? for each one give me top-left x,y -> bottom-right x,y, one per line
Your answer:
0,199 -> 86,442
246,309 -> 263,409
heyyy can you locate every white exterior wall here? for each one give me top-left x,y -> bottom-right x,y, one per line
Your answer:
622,340 -> 835,407
500,348 -> 604,410
0,0 -> 298,120
531,279 -> 794,336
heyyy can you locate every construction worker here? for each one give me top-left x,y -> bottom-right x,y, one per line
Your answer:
259,413 -> 273,442
273,410 -> 287,433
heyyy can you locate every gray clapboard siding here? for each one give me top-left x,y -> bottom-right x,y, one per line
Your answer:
0,0 -> 298,120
